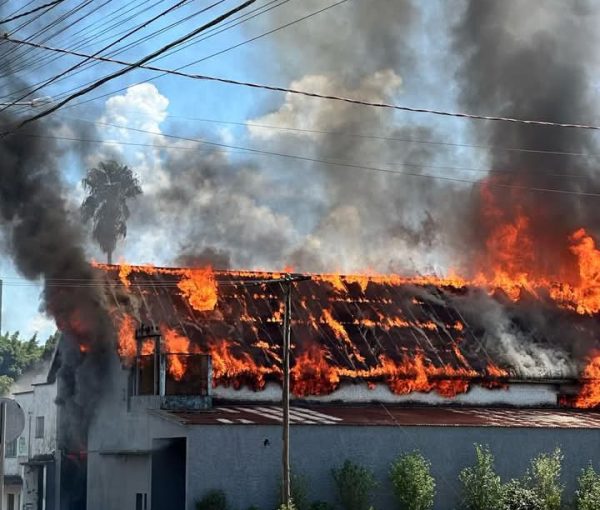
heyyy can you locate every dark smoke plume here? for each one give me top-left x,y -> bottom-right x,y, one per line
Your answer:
453,0 -> 600,280
0,111 -> 114,448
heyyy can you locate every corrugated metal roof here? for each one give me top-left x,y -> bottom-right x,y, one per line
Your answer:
166,405 -> 600,429
100,266 -> 595,397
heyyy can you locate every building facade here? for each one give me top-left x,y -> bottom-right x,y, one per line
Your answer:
7,377 -> 58,510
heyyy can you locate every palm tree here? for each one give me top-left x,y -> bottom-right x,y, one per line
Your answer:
81,160 -> 142,264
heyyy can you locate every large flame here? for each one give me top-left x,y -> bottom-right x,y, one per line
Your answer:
104,221 -> 600,407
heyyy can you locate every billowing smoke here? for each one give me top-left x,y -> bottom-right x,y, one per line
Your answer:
452,0 -> 600,280
0,110 -> 114,448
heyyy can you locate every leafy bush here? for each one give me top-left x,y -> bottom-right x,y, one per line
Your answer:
528,449 -> 563,510
291,473 -> 310,510
332,460 -> 378,510
278,502 -> 297,510
196,490 -> 228,510
309,501 -> 335,510
459,444 -> 504,510
502,479 -> 543,510
576,464 -> 600,510
389,451 -> 436,510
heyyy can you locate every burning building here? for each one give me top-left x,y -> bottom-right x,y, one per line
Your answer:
79,261 -> 600,510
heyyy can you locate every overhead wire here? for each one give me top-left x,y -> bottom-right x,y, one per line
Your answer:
44,0 -> 347,111
8,33 -> 600,133
0,0 -> 200,113
3,0 -> 229,106
1,0 -> 259,135
20,0 -> 295,108
0,0 -> 66,24
15,124 -> 597,181
24,113 -> 600,199
133,113 -> 600,160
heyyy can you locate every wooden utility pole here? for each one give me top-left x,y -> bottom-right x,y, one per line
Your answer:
281,278 -> 292,507
0,401 -> 7,510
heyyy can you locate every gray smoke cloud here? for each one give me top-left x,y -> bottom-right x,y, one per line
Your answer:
452,0 -> 600,279
0,108 -> 115,448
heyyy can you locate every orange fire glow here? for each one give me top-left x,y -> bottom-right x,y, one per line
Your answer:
177,268 -> 218,312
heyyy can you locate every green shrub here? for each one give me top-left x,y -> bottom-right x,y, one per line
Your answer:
576,464 -> 600,510
196,490 -> 228,510
389,451 -> 435,510
332,460 -> 378,510
528,449 -> 563,510
278,502 -> 297,510
459,444 -> 504,510
309,501 -> 335,510
502,479 -> 543,510
291,474 -> 310,510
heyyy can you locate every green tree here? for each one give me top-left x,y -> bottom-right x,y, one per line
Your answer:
576,464 -> 600,510
459,444 -> 504,510
81,160 -> 142,264
0,331 -> 58,394
389,451 -> 435,510
331,460 -> 378,510
528,449 -> 563,510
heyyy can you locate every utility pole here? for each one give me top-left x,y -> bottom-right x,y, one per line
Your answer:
280,274 -> 310,508
281,278 -> 292,507
0,401 -> 6,510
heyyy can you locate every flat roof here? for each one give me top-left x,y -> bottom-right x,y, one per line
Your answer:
167,405 -> 600,429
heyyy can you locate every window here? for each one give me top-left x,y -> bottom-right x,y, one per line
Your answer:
17,437 -> 26,456
136,493 -> 147,510
35,416 -> 44,438
7,493 -> 14,510
5,439 -> 16,458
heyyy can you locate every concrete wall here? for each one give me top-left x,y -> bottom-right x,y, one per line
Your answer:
186,424 -> 600,510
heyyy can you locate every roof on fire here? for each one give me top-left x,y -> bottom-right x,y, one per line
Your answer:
98,266 -> 595,396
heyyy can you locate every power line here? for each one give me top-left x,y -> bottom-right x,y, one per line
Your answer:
0,0 -> 204,113
148,114 -> 600,160
36,114 -> 600,198
18,0 -> 296,110
0,0 -> 65,24
8,33 -> 600,133
1,0 -> 258,136
17,128 -> 595,181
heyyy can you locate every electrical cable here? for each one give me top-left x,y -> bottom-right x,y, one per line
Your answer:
1,0 -> 258,135
0,0 -> 66,24
8,33 -> 600,133
0,0 -> 200,113
40,0 -> 344,110
15,0 -> 293,108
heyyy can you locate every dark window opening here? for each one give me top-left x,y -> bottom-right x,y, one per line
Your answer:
136,493 -> 148,510
7,493 -> 14,510
35,416 -> 44,438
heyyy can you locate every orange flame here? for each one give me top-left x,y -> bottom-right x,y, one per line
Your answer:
177,268 -> 218,312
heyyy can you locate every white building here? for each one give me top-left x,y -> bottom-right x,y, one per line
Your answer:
4,367 -> 58,510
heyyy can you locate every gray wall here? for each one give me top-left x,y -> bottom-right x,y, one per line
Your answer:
187,424 -> 600,510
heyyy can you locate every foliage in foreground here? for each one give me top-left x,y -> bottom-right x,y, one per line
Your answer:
576,464 -> 600,510
459,444 -> 504,510
389,451 -> 435,510
528,449 -> 563,510
502,479 -> 543,510
196,489 -> 228,510
332,460 -> 378,510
